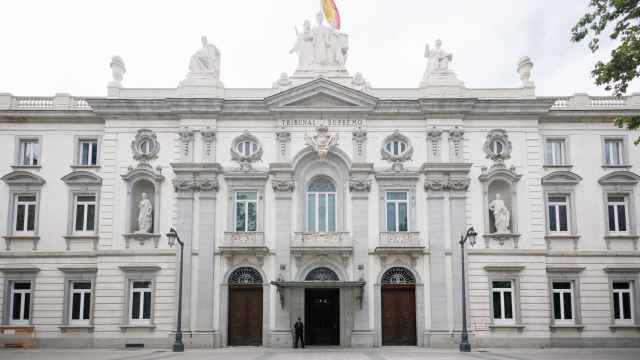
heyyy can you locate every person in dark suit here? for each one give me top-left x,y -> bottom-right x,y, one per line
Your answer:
294,318 -> 305,348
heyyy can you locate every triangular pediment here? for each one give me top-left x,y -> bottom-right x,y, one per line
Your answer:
286,93 -> 359,107
264,78 -> 378,110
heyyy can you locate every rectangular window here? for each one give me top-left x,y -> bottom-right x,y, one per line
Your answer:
69,281 -> 92,324
307,193 -> 336,232
604,139 -> 624,166
548,195 -> 569,233
492,281 -> 515,324
386,191 -> 408,232
78,139 -> 98,166
14,194 -> 37,234
612,281 -> 634,324
9,281 -> 32,324
18,139 -> 40,166
74,195 -> 96,233
552,282 -> 574,323
544,139 -> 565,166
129,280 -> 152,322
607,195 -> 628,233
235,191 -> 257,232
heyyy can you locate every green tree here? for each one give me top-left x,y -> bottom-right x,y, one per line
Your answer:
571,0 -> 640,143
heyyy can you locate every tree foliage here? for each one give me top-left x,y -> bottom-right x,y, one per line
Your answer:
572,0 -> 640,143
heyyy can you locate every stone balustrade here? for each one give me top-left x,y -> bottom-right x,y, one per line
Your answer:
547,93 -> 640,110
223,232 -> 265,248
0,93 -> 92,111
378,232 -> 423,248
292,232 -> 352,248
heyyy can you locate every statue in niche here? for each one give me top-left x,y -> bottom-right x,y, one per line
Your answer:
136,193 -> 153,233
424,39 -> 452,80
188,36 -> 221,79
489,193 -> 511,233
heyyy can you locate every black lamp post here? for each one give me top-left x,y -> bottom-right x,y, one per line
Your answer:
166,227 -> 185,352
459,226 -> 477,352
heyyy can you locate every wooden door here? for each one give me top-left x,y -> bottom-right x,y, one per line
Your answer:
381,285 -> 416,346
228,286 -> 262,346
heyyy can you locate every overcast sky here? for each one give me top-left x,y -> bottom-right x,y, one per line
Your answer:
1,0 -> 637,97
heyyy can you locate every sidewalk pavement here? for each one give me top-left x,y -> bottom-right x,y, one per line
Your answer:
0,347 -> 639,360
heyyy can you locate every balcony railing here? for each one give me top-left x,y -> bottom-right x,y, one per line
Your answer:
378,232 -> 423,248
223,232 -> 265,248
292,232 -> 352,248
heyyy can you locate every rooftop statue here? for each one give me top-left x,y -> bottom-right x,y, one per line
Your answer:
188,36 -> 221,79
291,12 -> 349,70
423,39 -> 453,80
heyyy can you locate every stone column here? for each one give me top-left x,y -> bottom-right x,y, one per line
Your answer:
194,176 -> 218,345
423,163 -> 471,347
171,163 -> 221,347
269,163 -> 295,347
172,177 -> 195,331
349,163 -> 374,347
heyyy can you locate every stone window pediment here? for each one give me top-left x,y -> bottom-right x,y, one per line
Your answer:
61,171 -> 102,186
541,171 -> 582,187
1,171 -> 45,187
598,171 -> 640,186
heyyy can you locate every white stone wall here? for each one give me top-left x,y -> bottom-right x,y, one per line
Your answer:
0,90 -> 639,348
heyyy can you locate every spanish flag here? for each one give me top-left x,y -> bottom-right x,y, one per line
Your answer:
321,0 -> 341,30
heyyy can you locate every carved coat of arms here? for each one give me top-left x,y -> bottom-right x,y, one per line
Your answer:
305,124 -> 338,158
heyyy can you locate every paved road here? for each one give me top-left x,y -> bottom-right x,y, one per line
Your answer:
1,348 -> 640,360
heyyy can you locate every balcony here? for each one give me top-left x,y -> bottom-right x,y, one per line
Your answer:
223,232 -> 265,247
219,232 -> 268,257
291,232 -> 353,256
375,232 -> 425,255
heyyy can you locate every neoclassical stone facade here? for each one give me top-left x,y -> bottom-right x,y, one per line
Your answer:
1,15 -> 640,348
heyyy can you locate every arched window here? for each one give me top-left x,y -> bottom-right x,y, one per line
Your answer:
306,177 -> 336,232
305,267 -> 339,281
382,267 -> 416,284
229,267 -> 263,285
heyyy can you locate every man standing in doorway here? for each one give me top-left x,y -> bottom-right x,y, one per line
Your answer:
294,318 -> 305,348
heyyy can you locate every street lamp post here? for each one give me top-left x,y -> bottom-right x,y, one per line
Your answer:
166,228 -> 185,352
459,226 -> 477,352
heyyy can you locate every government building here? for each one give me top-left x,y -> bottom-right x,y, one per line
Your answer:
1,10 -> 640,349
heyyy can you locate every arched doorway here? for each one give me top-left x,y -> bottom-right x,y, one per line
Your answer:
227,267 -> 263,346
381,267 -> 417,346
305,267 -> 340,346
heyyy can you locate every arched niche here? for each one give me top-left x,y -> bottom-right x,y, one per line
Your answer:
121,165 -> 164,246
292,147 -> 351,233
479,166 -> 522,246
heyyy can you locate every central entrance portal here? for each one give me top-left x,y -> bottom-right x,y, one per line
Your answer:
305,288 -> 340,346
